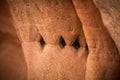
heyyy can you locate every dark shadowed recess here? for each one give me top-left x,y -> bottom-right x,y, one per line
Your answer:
0,0 -> 27,80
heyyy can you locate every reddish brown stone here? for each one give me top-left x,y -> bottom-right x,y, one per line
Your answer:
0,0 -> 120,80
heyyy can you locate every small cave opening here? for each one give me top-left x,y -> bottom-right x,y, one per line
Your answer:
72,38 -> 80,50
59,36 -> 66,48
39,36 -> 46,48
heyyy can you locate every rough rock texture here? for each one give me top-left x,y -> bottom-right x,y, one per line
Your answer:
0,0 -> 27,80
0,0 -> 120,80
93,0 -> 120,54
73,0 -> 120,80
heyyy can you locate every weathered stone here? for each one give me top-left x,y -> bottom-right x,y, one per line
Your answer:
0,0 -> 27,80
0,0 -> 120,80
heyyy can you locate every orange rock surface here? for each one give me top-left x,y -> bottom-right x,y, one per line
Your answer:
0,0 -> 120,80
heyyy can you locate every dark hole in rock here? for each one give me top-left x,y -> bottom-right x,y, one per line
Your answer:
72,38 -> 80,50
85,45 -> 89,50
59,36 -> 66,48
40,36 -> 45,48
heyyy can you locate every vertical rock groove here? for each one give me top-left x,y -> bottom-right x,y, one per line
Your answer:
72,0 -> 120,80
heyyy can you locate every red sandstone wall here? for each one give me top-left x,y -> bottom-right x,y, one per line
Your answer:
0,1 -> 27,80
0,0 -> 120,80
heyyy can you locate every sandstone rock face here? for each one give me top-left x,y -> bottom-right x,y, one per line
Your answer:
0,0 -> 27,80
93,0 -> 120,54
0,0 -> 120,80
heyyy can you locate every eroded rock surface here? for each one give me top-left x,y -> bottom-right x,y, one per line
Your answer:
73,0 -> 120,80
93,0 -> 120,54
0,0 -> 27,80
0,0 -> 120,80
